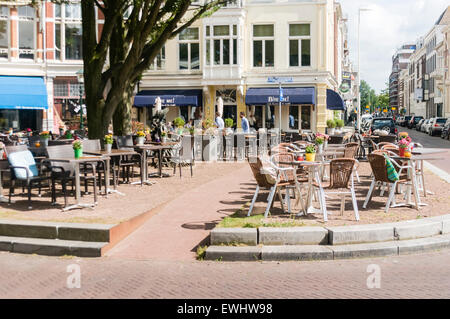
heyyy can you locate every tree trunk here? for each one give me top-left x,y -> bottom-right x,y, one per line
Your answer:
113,95 -> 132,136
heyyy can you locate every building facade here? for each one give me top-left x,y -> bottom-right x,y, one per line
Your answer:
389,44 -> 416,113
0,0 -> 351,134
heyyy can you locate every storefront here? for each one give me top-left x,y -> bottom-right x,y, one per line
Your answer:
133,89 -> 203,126
244,87 -> 316,131
0,76 -> 48,131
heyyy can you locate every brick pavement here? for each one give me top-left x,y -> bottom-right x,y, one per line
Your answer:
1,250 -> 450,298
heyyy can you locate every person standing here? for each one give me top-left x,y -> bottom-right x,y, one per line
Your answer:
215,112 -> 225,129
240,112 -> 250,133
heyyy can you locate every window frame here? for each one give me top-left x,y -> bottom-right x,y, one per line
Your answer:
148,46 -> 166,71
252,24 -> 275,68
288,22 -> 312,68
17,5 -> 36,60
205,24 -> 238,67
0,6 -> 9,59
178,27 -> 200,71
54,1 -> 83,61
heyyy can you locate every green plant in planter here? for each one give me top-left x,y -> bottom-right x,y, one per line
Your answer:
305,145 -> 316,154
335,119 -> 344,128
326,119 -> 336,128
173,117 -> 185,128
65,130 -> 73,139
189,127 -> 195,135
224,118 -> 234,128
315,137 -> 324,145
104,134 -> 113,145
72,140 -> 83,158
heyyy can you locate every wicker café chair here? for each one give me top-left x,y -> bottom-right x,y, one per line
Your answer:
343,142 -> 361,183
247,157 -> 277,217
268,153 -> 306,218
313,158 -> 360,222
363,153 -> 417,213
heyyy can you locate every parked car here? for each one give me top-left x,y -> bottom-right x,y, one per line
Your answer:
408,116 -> 424,129
428,117 -> 447,136
421,119 -> 431,133
369,117 -> 397,135
416,119 -> 425,131
401,116 -> 412,127
441,118 -> 450,140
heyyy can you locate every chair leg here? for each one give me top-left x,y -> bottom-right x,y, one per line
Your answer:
286,188 -> 291,214
190,163 -> 193,177
51,177 -> 56,205
264,186 -> 276,218
385,182 -> 397,213
27,182 -> 32,210
277,188 -> 285,214
9,179 -> 14,204
93,177 -> 98,205
340,195 -> 345,216
62,179 -> 68,208
248,185 -> 260,217
179,163 -> 182,178
363,179 -> 376,209
351,189 -> 360,221
318,188 -> 328,222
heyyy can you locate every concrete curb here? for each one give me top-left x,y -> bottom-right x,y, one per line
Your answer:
211,214 -> 450,247
204,234 -> 450,261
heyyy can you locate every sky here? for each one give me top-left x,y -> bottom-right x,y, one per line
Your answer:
338,0 -> 450,93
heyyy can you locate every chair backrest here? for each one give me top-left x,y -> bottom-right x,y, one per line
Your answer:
367,153 -> 390,184
27,135 -> 40,145
48,139 -> 73,146
179,135 -> 195,162
8,150 -> 38,179
343,142 -> 359,159
329,135 -> 344,145
270,145 -> 291,154
5,144 -> 28,156
271,152 -> 296,182
329,158 -> 355,189
115,135 -> 134,151
83,139 -> 101,152
248,157 -> 274,188
377,135 -> 397,144
46,145 -> 75,175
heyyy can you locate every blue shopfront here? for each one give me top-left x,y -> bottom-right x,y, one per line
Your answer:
0,76 -> 48,131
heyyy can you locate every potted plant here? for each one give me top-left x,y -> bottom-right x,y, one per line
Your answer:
72,140 -> 83,159
173,117 -> 185,135
224,118 -> 234,135
398,136 -> 412,157
136,131 -> 146,145
326,119 -> 336,135
305,144 -> 317,162
104,134 -> 113,153
65,130 -> 73,139
39,131 -> 50,147
335,119 -> 344,133
315,136 -> 324,153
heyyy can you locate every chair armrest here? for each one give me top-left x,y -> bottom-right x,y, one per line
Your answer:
9,165 -> 30,180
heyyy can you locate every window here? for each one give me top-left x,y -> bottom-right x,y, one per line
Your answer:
253,24 -> 274,67
18,6 -> 35,59
149,46 -> 166,70
55,2 -> 83,61
205,24 -> 238,66
289,23 -> 311,67
0,6 -> 8,59
179,27 -> 199,70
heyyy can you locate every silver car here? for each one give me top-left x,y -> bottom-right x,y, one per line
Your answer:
421,119 -> 430,133
428,117 -> 447,136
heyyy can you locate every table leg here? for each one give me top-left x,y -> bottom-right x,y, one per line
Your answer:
63,162 -> 96,211
105,158 -> 125,196
0,170 -> 11,203
131,149 -> 154,185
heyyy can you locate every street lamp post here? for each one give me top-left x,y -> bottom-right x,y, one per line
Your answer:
76,69 -> 84,131
357,8 -> 372,133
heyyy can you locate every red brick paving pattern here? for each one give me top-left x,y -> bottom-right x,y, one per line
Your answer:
1,250 -> 450,298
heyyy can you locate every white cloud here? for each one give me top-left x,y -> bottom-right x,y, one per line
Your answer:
338,0 -> 449,93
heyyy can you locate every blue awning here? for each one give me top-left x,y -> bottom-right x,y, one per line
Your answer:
134,89 -> 203,107
327,89 -> 346,111
245,87 -> 315,105
0,76 -> 48,110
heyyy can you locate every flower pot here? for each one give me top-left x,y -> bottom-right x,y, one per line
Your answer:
161,137 -> 167,143
305,153 -> 316,162
104,143 -> 112,153
399,147 -> 408,157
328,128 -> 335,135
137,136 -> 145,145
318,144 -> 324,154
74,148 -> 83,159
40,137 -> 49,147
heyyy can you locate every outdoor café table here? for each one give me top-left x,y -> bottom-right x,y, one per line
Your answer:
84,149 -> 138,195
279,160 -> 328,216
43,155 -> 109,211
132,144 -> 175,180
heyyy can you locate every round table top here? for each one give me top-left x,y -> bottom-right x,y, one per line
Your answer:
411,148 -> 447,155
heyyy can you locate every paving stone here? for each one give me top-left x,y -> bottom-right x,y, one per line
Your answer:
210,228 -> 257,246
329,241 -> 399,259
204,246 -> 261,261
261,245 -> 333,261
259,227 -> 328,245
327,224 -> 395,245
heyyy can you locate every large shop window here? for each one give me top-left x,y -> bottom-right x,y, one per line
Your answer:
205,24 -> 238,66
18,6 -> 35,59
289,24 -> 311,67
54,2 -> 83,61
0,6 -> 8,59
149,46 -> 166,70
179,27 -> 200,70
253,24 -> 274,68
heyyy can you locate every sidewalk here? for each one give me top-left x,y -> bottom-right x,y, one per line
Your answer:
106,164 -> 253,261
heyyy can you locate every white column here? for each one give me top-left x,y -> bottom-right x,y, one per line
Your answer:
44,76 -> 55,132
